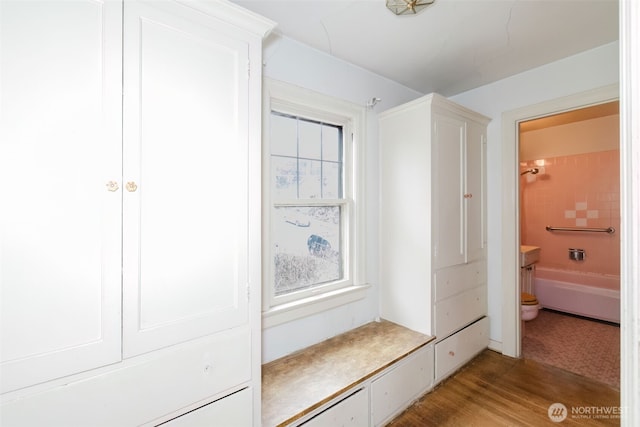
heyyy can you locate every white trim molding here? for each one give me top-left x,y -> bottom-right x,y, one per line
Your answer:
619,0 -> 640,424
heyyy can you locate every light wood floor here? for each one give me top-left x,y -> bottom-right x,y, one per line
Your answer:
389,349 -> 621,426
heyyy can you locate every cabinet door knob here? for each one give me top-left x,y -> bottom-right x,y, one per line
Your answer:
106,181 -> 119,192
463,193 -> 473,199
125,181 -> 138,192
449,350 -> 455,357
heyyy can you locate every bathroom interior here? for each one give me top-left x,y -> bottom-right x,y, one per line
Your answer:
518,101 -> 620,388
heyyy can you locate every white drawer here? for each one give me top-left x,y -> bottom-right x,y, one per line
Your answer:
434,261 -> 486,302
434,317 -> 488,384
371,344 -> 434,426
1,326 -> 252,427
434,284 -> 486,338
300,388 -> 369,427
163,388 -> 252,427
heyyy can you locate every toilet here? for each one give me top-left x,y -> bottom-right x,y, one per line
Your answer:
521,292 -> 540,321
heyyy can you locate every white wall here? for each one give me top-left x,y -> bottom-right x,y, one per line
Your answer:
449,41 -> 619,347
261,34 -> 422,363
520,114 -> 619,161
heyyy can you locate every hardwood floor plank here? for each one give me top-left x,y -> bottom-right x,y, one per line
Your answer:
388,350 -> 620,426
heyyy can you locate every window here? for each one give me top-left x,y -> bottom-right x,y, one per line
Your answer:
263,79 -> 367,326
271,113 -> 344,296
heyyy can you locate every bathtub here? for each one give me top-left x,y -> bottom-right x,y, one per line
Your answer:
534,267 -> 620,324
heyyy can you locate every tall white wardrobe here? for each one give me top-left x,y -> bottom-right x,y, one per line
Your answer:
0,0 -> 273,425
379,93 -> 490,385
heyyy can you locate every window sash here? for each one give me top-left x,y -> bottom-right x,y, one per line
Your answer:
270,199 -> 351,305
270,111 -> 344,201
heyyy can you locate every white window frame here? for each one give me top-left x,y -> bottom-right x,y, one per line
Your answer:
262,78 -> 368,328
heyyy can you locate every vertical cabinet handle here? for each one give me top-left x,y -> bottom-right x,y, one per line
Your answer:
125,181 -> 138,192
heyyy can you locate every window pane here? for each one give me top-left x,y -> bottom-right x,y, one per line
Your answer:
271,113 -> 297,157
322,125 -> 341,162
272,156 -> 298,199
298,159 -> 321,199
272,206 -> 342,296
322,161 -> 341,199
298,119 -> 321,160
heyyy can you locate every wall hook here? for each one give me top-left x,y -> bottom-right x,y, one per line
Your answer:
366,97 -> 382,109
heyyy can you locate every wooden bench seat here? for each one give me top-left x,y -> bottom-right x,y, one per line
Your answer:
261,320 -> 435,427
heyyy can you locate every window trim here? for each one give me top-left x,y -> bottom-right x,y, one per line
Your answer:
262,79 -> 368,328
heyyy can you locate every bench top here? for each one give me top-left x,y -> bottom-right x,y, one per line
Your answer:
262,319 -> 434,426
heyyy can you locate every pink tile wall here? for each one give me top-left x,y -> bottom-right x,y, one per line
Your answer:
520,149 -> 620,276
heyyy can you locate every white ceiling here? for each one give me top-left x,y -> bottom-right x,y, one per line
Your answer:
231,0 -> 619,96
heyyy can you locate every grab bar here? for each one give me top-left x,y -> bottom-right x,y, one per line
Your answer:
545,226 -> 615,234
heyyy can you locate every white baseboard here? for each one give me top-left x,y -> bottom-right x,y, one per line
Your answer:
488,339 -> 502,353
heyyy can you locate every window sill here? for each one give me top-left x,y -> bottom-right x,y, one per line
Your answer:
262,284 -> 371,329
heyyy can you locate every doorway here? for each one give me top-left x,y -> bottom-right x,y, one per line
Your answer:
499,84 -> 619,358
517,102 -> 620,388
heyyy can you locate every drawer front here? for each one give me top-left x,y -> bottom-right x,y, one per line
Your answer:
300,388 -> 369,427
371,345 -> 434,426
163,388 -> 252,427
1,327 -> 251,427
434,261 -> 486,303
125,326 -> 252,425
434,284 -> 486,338
435,317 -> 488,383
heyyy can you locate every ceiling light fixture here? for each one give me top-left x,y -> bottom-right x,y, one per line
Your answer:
386,0 -> 435,15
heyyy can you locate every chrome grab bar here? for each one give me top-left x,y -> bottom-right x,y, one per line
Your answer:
545,225 -> 615,234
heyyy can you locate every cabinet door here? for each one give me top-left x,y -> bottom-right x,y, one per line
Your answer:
0,0 -> 122,393
433,113 -> 466,269
465,121 -> 486,263
122,1 -> 251,357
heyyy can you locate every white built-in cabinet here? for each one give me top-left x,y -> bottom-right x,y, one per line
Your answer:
0,0 -> 273,425
379,93 -> 490,384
